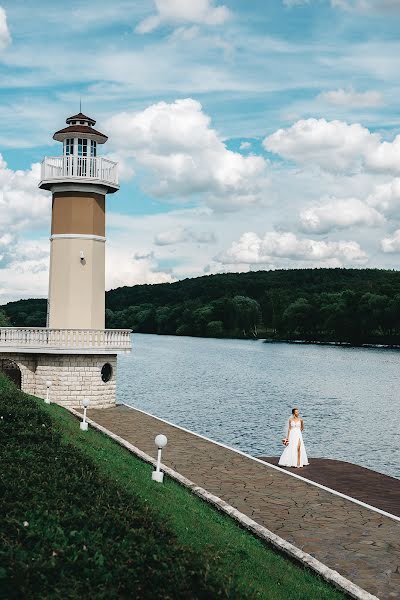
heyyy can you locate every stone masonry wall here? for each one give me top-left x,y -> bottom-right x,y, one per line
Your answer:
0,353 -> 117,409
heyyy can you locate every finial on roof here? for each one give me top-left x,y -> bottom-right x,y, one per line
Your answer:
79,97 -> 82,113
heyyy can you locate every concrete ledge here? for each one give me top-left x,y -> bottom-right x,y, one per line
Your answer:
66,406 -> 379,600
0,346 -> 130,355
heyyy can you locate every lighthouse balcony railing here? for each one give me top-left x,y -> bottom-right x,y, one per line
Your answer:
0,327 -> 131,354
41,156 -> 119,186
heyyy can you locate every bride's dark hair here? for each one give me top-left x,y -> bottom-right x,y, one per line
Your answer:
292,407 -> 298,414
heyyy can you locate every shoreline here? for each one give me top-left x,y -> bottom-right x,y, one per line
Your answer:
263,338 -> 400,349
135,331 -> 400,349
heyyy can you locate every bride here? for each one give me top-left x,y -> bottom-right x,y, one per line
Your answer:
278,407 -> 309,468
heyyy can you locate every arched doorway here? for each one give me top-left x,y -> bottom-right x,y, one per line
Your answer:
0,359 -> 22,389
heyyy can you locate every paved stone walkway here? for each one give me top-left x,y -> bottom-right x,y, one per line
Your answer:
86,405 -> 400,600
260,457 -> 400,518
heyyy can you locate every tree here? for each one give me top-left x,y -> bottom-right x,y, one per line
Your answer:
283,298 -> 316,337
359,293 -> 390,336
0,310 -> 10,327
206,320 -> 224,337
134,305 -> 156,333
260,292 -> 274,330
232,296 -> 261,337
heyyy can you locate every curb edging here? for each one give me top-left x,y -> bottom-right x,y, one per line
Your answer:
66,406 -> 379,600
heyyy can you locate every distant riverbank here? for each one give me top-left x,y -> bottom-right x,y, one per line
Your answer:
3,268 -> 400,347
263,337 -> 400,349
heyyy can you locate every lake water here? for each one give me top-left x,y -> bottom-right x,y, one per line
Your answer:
117,334 -> 400,479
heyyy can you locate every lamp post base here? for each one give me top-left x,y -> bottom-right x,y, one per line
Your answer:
151,471 -> 164,483
80,421 -> 88,431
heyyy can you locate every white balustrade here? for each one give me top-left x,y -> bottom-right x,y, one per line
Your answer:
41,156 -> 118,186
0,328 -> 131,354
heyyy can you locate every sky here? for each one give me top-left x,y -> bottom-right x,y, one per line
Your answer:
1,0 -> 400,303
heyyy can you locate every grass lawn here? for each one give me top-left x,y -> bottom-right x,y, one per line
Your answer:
0,376 -> 348,599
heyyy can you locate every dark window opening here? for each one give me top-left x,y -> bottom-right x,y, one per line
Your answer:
101,363 -> 112,383
78,138 -> 88,157
0,359 -> 21,389
65,138 -> 74,156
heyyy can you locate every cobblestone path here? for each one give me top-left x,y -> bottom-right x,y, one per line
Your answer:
86,405 -> 400,600
260,456 -> 400,518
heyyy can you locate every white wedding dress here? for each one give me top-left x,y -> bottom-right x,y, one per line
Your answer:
278,419 -> 309,468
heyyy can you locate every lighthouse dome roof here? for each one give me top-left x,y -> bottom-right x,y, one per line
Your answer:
53,124 -> 108,144
66,112 -> 96,126
53,111 -> 108,143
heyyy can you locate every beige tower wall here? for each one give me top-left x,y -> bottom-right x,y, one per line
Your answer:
48,237 -> 105,329
48,190 -> 106,330
52,193 -> 105,237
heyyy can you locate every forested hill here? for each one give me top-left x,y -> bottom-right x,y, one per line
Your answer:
2,268 -> 400,344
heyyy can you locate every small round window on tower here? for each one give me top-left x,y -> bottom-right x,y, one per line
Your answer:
101,363 -> 112,383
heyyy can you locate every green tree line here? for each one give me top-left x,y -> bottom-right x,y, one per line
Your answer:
2,268 -> 400,344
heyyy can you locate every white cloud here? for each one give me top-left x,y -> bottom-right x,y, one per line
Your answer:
154,226 -> 216,245
332,0 -> 400,12
367,178 -> 400,218
0,238 -> 49,304
0,155 -> 50,234
0,6 -> 11,50
288,0 -> 400,11
0,232 -> 16,268
154,228 -> 188,246
0,155 -> 52,301
106,98 -> 268,211
217,231 -> 367,266
283,0 -> 311,6
300,197 -> 384,233
264,118 -> 400,176
365,137 -> 400,174
136,0 -> 230,34
106,244 -> 174,289
264,118 -> 377,172
318,88 -> 383,108
381,230 -> 400,253
239,141 -> 251,150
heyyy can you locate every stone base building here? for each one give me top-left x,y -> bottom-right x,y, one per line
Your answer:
0,326 -> 130,408
0,352 -> 118,408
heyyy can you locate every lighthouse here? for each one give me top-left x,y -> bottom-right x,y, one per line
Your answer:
0,112 -> 131,408
39,112 -> 118,330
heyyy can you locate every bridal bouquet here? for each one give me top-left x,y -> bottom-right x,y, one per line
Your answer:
282,438 -> 289,446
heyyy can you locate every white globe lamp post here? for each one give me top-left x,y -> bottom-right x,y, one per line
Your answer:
80,398 -> 90,431
152,434 -> 167,483
45,380 -> 52,404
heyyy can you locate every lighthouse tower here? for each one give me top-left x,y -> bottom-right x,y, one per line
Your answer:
0,111 -> 131,408
40,112 -> 118,329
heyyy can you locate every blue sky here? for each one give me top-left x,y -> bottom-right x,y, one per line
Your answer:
1,0 -> 400,302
